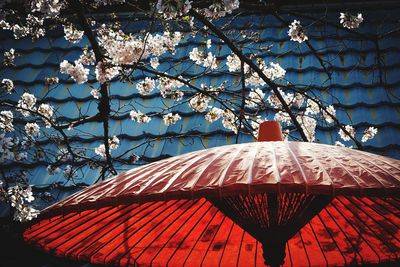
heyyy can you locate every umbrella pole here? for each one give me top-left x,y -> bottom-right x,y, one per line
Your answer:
261,238 -> 286,267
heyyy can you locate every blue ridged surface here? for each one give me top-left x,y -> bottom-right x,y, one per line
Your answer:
1,7 -> 400,209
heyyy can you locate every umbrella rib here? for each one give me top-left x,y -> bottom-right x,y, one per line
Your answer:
308,221 -> 330,266
148,198 -> 207,266
324,203 -> 365,263
254,241 -> 259,267
271,142 -> 282,189
216,144 -> 248,191
133,199 -> 199,264
298,229 -> 312,266
285,242 -> 293,267
369,197 -> 400,217
235,229 -> 246,267
347,153 -> 394,193
246,143 -> 260,189
352,150 -> 400,173
345,197 -> 400,243
182,205 -> 221,266
325,151 -> 364,194
62,203 -> 148,257
316,212 -> 348,265
158,152 -> 218,194
355,197 -> 400,230
90,160 -> 174,204
25,212 -> 77,237
78,201 -> 172,263
124,154 -> 202,197
218,219 -> 236,266
199,216 -> 227,266
186,149 -> 235,194
165,200 -> 216,266
382,198 -> 400,210
336,197 -> 399,258
30,209 -> 102,244
285,142 -> 309,193
329,198 -> 382,263
106,200 -> 188,265
349,152 -> 400,191
49,206 -> 126,253
70,201 -> 161,260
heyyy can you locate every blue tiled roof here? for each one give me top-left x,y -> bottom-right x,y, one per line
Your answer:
1,6 -> 400,210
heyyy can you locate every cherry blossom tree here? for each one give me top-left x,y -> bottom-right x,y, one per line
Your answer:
0,0 -> 390,223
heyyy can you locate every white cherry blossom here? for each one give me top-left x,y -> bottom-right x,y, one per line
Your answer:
362,127 -> 378,142
130,110 -> 151,124
205,107 -> 223,123
24,122 -> 40,137
0,111 -> 14,132
297,115 -> 316,142
222,109 -> 238,133
60,60 -> 89,84
339,125 -> 355,141
91,89 -> 100,99
189,93 -> 211,112
288,20 -> 308,43
63,24 -> 84,43
246,88 -> 265,108
17,93 -> 37,117
340,13 -> 363,29
137,77 -> 156,95
37,104 -> 54,128
95,61 -> 120,84
150,57 -> 160,69
163,113 -> 181,126
323,105 -> 336,124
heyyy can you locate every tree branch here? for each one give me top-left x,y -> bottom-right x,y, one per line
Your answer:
71,0 -> 117,176
190,9 -> 309,141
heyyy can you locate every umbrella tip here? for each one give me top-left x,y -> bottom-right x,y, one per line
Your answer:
258,121 -> 284,142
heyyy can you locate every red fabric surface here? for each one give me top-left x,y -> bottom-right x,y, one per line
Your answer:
24,142 -> 400,266
24,197 -> 400,266
40,142 -> 400,217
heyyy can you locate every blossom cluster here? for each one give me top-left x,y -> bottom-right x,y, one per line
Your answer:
97,26 -> 182,66
246,88 -> 265,108
0,79 -> 15,94
94,136 -> 120,158
137,77 -> 156,95
31,0 -> 65,18
362,127 -> 378,142
204,0 -> 240,19
205,107 -> 223,123
156,0 -> 192,20
0,111 -> 14,132
3,48 -> 15,66
221,109 -> 238,133
25,122 -> 40,137
339,125 -> 355,141
288,20 -> 308,43
95,61 -> 120,84
340,13 -> 364,29
17,93 -> 37,117
189,93 -> 211,112
157,76 -> 185,98
163,113 -> 181,126
130,110 -> 151,124
189,47 -> 218,69
6,185 -> 39,222
63,24 -> 84,43
60,60 -> 89,84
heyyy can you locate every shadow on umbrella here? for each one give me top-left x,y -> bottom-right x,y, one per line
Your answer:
23,122 -> 400,266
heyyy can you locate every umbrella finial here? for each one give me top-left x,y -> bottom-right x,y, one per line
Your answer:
258,121 -> 284,142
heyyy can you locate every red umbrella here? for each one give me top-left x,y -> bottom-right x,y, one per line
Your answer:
24,122 -> 400,266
